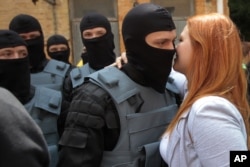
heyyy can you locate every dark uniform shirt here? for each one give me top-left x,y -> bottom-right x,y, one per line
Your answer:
58,81 -> 119,167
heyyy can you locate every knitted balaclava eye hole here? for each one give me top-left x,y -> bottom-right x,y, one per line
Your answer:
0,30 -> 30,104
46,34 -> 70,63
79,12 -> 116,70
122,3 -> 176,93
9,14 -> 46,72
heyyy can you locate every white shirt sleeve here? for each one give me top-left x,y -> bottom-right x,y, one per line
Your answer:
169,69 -> 188,98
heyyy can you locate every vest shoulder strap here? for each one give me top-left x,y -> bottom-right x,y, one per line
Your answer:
70,64 -> 95,88
34,87 -> 62,115
43,59 -> 70,78
87,66 -> 140,104
166,76 -> 180,94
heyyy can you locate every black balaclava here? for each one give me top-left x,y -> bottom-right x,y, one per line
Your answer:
81,52 -> 89,64
9,14 -> 47,73
0,30 -> 31,104
80,12 -> 116,70
47,34 -> 70,63
122,3 -> 176,93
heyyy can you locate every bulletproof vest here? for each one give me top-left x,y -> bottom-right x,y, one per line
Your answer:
166,77 -> 180,94
70,63 -> 96,88
24,86 -> 62,167
31,59 -> 70,90
87,67 -> 178,167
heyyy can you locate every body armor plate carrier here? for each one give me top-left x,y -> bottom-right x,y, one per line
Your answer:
87,67 -> 178,167
24,86 -> 62,167
31,59 -> 70,90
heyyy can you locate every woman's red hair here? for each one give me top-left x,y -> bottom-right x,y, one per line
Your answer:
165,13 -> 250,148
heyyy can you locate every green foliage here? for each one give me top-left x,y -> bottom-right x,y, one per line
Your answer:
228,0 -> 250,41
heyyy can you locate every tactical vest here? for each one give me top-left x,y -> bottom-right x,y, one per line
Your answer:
87,67 -> 178,167
24,86 -> 62,167
31,59 -> 70,90
70,63 -> 96,88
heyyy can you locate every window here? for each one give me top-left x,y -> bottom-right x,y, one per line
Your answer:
71,0 -> 117,19
151,0 -> 194,17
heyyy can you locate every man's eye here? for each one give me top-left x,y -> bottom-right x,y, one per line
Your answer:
20,36 -> 28,40
84,33 -> 91,37
50,48 -> 57,52
157,40 -> 166,46
0,53 -> 7,57
6,52 -> 12,56
0,52 -> 12,58
22,52 -> 28,57
97,32 -> 104,35
60,48 -> 67,51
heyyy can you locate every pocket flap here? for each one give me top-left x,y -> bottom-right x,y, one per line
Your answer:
59,129 -> 88,149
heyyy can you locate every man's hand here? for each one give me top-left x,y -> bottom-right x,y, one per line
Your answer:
109,52 -> 128,69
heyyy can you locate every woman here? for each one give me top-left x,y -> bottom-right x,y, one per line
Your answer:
160,13 -> 250,167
